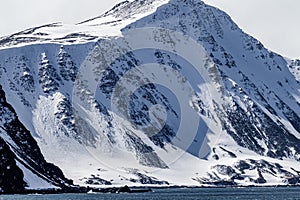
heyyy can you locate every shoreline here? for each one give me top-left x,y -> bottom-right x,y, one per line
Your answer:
1,184 -> 300,195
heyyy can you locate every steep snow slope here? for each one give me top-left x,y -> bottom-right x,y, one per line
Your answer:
0,85 -> 71,192
0,0 -> 299,188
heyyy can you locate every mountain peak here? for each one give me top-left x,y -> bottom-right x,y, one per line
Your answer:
0,0 -> 299,190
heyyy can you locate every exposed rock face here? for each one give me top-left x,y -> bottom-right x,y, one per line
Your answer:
0,137 -> 26,193
196,159 -> 300,186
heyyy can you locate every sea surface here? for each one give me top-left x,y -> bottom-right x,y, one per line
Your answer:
1,187 -> 300,200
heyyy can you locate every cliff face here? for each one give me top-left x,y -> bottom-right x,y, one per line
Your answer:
0,136 -> 25,193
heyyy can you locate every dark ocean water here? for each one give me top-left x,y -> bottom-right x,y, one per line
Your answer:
1,187 -> 300,200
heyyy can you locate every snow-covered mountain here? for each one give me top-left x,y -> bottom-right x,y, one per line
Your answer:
0,0 -> 300,192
